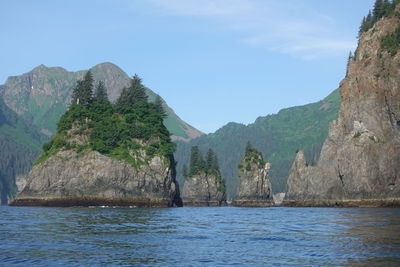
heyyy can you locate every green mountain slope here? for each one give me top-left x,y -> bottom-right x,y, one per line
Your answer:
0,63 -> 203,202
0,96 -> 47,203
174,88 -> 340,198
0,62 -> 203,140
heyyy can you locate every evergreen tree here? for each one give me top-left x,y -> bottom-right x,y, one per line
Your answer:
154,95 -> 167,118
93,81 -> 110,105
359,16 -> 367,36
189,146 -> 205,176
115,74 -> 148,113
206,148 -> 215,171
81,71 -> 94,106
346,51 -> 353,76
71,80 -> 85,104
383,0 -> 392,16
373,0 -> 385,19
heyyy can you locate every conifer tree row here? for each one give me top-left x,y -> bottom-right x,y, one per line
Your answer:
115,74 -> 148,113
93,81 -> 110,105
40,72 -> 175,166
359,0 -> 400,36
187,146 -> 220,177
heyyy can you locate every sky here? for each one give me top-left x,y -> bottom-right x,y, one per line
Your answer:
0,0 -> 375,133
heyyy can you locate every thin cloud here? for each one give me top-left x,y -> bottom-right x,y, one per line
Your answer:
145,0 -> 356,59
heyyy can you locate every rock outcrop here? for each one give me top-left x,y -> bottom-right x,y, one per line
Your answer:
11,149 -> 182,207
232,147 -> 273,207
284,11 -> 400,207
182,172 -> 226,206
10,71 -> 183,208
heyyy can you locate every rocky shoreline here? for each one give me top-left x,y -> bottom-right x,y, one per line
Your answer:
282,199 -> 400,208
9,196 -> 179,208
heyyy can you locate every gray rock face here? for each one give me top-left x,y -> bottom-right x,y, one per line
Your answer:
11,150 -> 182,207
182,172 -> 226,206
284,14 -> 400,207
232,154 -> 273,207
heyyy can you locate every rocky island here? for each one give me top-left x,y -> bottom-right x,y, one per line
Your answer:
232,142 -> 274,207
284,4 -> 400,207
182,147 -> 227,206
10,72 -> 182,207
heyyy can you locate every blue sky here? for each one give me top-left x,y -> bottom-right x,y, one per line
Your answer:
0,0 -> 375,133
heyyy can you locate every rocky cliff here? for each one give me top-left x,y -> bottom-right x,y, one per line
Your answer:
10,72 -> 183,207
182,172 -> 226,206
284,10 -> 400,207
232,147 -> 273,207
12,149 -> 182,207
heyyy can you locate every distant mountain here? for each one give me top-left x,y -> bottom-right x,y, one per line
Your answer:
0,62 -> 203,140
0,63 -> 203,203
174,88 -> 340,198
0,96 -> 46,203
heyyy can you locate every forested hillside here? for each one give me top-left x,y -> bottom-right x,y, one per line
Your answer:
0,97 -> 47,203
175,88 -> 340,198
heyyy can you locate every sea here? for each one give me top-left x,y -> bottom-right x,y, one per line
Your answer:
0,206 -> 399,266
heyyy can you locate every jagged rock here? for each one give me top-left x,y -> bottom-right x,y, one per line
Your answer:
284,12 -> 400,207
182,172 -> 226,206
232,150 -> 273,207
10,149 -> 182,207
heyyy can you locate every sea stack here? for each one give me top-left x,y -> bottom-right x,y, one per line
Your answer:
11,72 -> 182,207
284,7 -> 400,207
182,147 -> 227,206
232,142 -> 274,207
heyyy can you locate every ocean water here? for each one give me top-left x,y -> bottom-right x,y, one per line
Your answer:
0,206 -> 399,266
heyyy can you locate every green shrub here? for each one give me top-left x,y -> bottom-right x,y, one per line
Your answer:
36,87 -> 175,169
381,24 -> 400,55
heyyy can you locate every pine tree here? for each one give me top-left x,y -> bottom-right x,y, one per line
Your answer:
130,74 -> 148,102
154,95 -> 167,118
373,0 -> 384,19
346,51 -> 353,77
206,148 -> 215,171
189,146 -> 205,176
115,74 -> 148,113
93,81 -> 110,105
71,80 -> 84,104
359,16 -> 367,36
81,71 -> 94,106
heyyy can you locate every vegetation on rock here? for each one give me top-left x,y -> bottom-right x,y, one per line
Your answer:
359,0 -> 400,36
238,142 -> 267,171
381,23 -> 400,55
186,146 -> 226,193
0,97 -> 47,202
175,88 -> 340,197
36,72 -> 175,168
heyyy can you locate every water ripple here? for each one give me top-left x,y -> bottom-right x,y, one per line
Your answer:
0,206 -> 400,266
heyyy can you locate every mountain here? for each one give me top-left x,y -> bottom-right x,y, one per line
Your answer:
284,2 -> 400,207
0,62 -> 203,203
174,88 -> 340,199
0,62 -> 203,140
0,96 -> 46,204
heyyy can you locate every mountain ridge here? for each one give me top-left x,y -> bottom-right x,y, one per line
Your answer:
0,62 -> 203,141
174,87 -> 340,198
